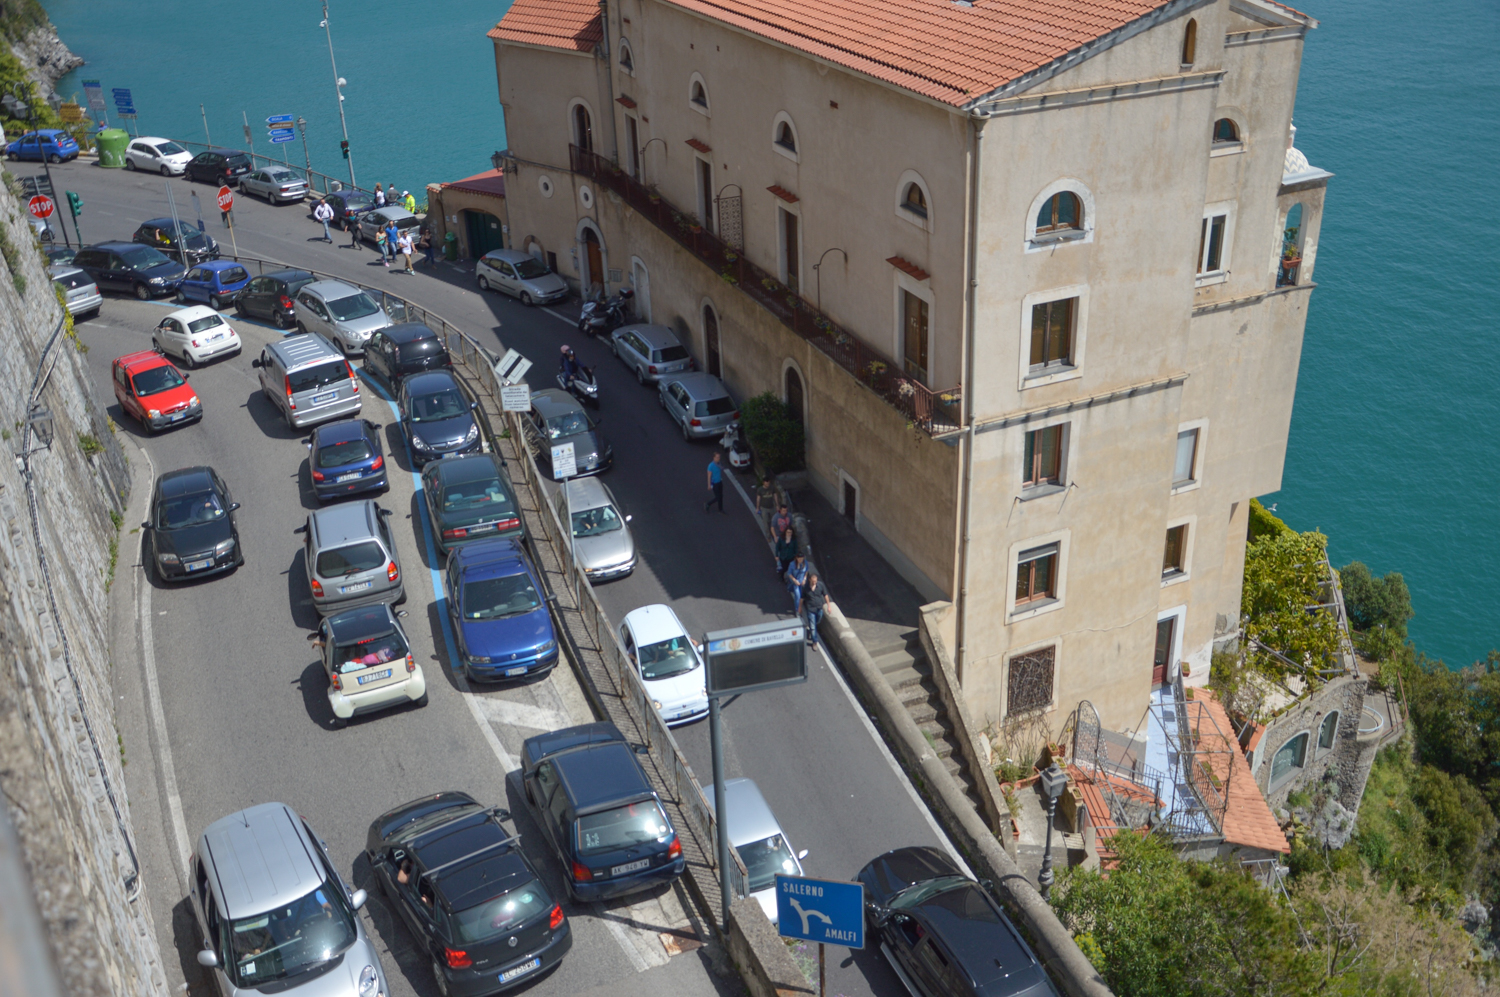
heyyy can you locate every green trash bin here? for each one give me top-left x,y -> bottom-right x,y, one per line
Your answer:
443,231 -> 458,262
96,128 -> 129,168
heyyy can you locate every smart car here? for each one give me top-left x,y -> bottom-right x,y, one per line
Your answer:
313,603 -> 426,725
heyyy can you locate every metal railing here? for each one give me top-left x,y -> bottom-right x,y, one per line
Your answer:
567,144 -> 961,435
164,139 -> 380,202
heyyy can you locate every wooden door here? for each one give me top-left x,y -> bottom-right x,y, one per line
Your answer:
704,306 -> 721,378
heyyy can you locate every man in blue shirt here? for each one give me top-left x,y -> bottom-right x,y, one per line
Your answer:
705,452 -> 725,513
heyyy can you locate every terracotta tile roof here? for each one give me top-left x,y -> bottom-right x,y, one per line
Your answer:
767,184 -> 799,203
488,0 -> 601,53
616,95 -> 638,109
660,0 -> 1175,107
443,168 -> 506,199
1196,692 -> 1290,854
886,256 -> 929,281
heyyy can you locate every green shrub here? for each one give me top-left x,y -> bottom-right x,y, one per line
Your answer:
1247,497 -> 1291,540
1339,561 -> 1414,639
740,391 -> 804,475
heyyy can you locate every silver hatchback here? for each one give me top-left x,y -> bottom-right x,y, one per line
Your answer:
241,166 -> 309,205
565,476 -> 635,581
49,265 -> 101,319
297,499 -> 405,616
658,372 -> 740,440
611,323 -> 692,384
475,248 -> 569,305
294,280 -> 392,355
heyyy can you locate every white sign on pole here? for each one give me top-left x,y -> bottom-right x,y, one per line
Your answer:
551,442 -> 577,480
501,383 -> 531,412
495,348 -> 533,386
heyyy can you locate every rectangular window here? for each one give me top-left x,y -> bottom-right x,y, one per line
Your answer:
1198,213 -> 1227,273
1015,545 -> 1058,605
1174,429 -> 1198,486
902,290 -> 929,385
697,157 -> 714,233
1006,646 -> 1055,716
1029,297 -> 1074,369
625,116 -> 640,178
780,208 -> 799,293
1163,524 -> 1188,576
1023,425 -> 1063,487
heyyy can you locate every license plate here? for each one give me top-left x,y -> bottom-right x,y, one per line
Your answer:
341,581 -> 372,594
505,665 -> 528,677
312,391 -> 337,404
610,858 -> 651,877
356,669 -> 392,685
336,472 -> 361,482
209,332 -> 225,342
500,959 -> 540,984
169,412 -> 187,422
185,558 -> 213,571
469,522 -> 496,534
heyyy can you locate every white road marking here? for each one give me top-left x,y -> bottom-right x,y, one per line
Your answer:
595,910 -> 666,972
471,696 -> 572,733
541,306 -> 574,327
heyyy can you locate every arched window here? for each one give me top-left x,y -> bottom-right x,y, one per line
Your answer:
619,41 -> 634,74
1270,732 -> 1307,788
1182,19 -> 1197,66
691,79 -> 708,108
1035,191 -> 1082,234
785,366 -> 804,425
572,103 -> 593,152
776,121 -> 796,152
1278,203 -> 1304,287
902,183 -> 927,218
1213,118 -> 1240,144
1318,711 -> 1339,751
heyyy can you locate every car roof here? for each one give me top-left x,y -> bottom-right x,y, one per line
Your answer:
451,538 -> 526,577
915,883 -> 1044,994
563,476 -> 612,512
531,388 -> 583,419
556,740 -> 653,812
88,241 -> 143,252
192,260 -> 242,272
206,147 -> 248,156
267,268 -> 315,282
267,332 -> 342,368
115,349 -> 176,372
327,603 -> 397,643
481,249 -> 532,263
616,324 -> 680,348
157,466 -> 216,497
47,265 -> 85,279
134,135 -> 171,144
309,500 -> 379,547
303,278 -> 360,299
371,207 -> 417,220
404,369 -> 461,394
434,454 -> 504,486
701,778 -> 783,848
171,305 -> 223,321
383,322 -> 438,344
405,808 -> 532,911
314,418 -> 374,446
622,604 -> 688,647
141,217 -> 190,228
199,803 -> 325,919
666,372 -> 730,399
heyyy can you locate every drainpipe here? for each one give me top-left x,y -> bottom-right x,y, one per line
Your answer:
953,110 -> 988,689
597,0 -> 620,164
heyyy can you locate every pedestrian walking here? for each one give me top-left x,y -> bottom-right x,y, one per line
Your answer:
775,527 -> 798,578
402,189 -> 416,212
802,574 -> 832,647
419,227 -> 435,266
313,199 -> 335,243
384,221 -> 401,265
755,476 -> 778,540
704,452 -> 726,513
345,212 -> 361,250
398,231 -> 415,274
375,227 -> 390,267
373,183 -> 385,207
785,553 -> 809,615
770,504 -> 792,543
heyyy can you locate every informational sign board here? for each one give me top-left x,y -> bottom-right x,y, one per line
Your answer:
501,383 -> 531,413
112,87 -> 135,116
551,442 -> 576,480
82,80 -> 106,114
494,348 -> 532,386
266,114 -> 294,125
216,186 -> 234,213
704,619 -> 807,696
27,195 -> 55,219
268,127 -> 295,144
774,876 -> 865,948
59,102 -> 84,123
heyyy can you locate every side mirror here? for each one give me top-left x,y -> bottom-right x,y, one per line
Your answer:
470,401 -> 478,410
870,905 -> 892,928
349,889 -> 367,911
292,524 -> 308,535
228,502 -> 240,512
196,949 -> 219,969
624,515 -> 633,523
396,610 -> 409,618
306,632 -> 321,642
251,358 -> 263,368
490,807 -> 511,822
364,419 -> 380,430
140,521 -> 150,530
797,849 -> 809,860
377,507 -> 392,517
181,373 -> 190,380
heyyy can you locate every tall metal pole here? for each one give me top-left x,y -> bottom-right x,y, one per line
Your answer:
710,694 -> 731,931
297,116 -> 313,182
243,111 -> 256,168
199,103 -> 211,145
322,0 -> 356,189
164,181 -> 186,268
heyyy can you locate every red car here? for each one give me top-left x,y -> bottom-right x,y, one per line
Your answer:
112,350 -> 203,434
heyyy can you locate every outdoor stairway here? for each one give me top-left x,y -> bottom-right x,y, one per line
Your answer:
869,629 -> 984,812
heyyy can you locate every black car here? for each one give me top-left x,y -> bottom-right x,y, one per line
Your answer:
399,369 -> 481,467
364,323 -> 453,388
185,148 -> 253,186
365,792 -> 571,996
234,268 -> 316,329
306,418 -> 388,502
422,453 -> 523,556
324,190 -> 375,223
858,847 -> 1059,997
143,466 -> 243,582
521,722 -> 685,902
71,242 -> 186,299
131,217 -> 220,266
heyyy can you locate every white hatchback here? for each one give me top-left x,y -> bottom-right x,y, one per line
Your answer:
152,305 -> 242,368
125,136 -> 193,175
619,605 -> 709,727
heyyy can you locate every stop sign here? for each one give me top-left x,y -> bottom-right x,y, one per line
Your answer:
27,194 -> 55,219
216,185 -> 234,212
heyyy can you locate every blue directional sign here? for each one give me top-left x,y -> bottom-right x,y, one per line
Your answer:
268,133 -> 295,144
268,127 -> 295,139
775,875 -> 864,949
111,88 -> 131,97
266,114 -> 294,125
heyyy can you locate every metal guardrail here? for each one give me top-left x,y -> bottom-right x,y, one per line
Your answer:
167,138 -> 366,200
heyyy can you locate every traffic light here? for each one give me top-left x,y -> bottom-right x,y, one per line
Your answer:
340,140 -> 349,160
65,191 -> 82,217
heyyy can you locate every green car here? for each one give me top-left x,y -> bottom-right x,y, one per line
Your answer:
422,453 -> 525,556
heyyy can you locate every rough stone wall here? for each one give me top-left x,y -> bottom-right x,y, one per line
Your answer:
0,178 -> 169,995
1256,675 -> 1369,812
8,21 -> 84,102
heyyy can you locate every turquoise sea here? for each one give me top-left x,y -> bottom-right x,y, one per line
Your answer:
42,0 -> 1499,665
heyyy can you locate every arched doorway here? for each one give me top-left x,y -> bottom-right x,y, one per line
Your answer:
784,366 -> 804,425
573,104 -> 593,152
703,304 -> 721,378
581,227 -> 603,296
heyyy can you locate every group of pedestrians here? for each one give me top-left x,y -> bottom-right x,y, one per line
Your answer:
744,472 -> 834,648
312,194 -> 435,273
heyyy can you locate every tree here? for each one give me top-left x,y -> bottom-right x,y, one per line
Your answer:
1339,561 -> 1414,638
1241,528 -> 1343,683
739,392 -> 804,474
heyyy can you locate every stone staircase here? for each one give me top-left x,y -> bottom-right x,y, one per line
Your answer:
867,628 -> 983,810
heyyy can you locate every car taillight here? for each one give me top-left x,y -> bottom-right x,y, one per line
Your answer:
310,578 -> 324,597
285,375 -> 296,410
732,411 -> 740,420
346,361 -> 359,393
191,339 -> 200,348
386,561 -> 399,582
442,527 -> 467,540
689,418 -> 702,427
330,672 -> 342,691
406,653 -> 415,674
648,365 -> 658,374
498,518 -> 519,531
571,861 -> 593,882
311,470 -> 325,482
370,455 -> 384,471
443,948 -> 471,969
667,836 -> 682,859
279,295 -> 293,309
549,904 -> 565,930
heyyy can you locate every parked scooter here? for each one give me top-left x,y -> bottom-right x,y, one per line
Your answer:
577,287 -> 634,338
720,423 -> 752,470
558,367 -> 601,408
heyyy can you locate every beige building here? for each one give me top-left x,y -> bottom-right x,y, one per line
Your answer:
487,0 -> 1330,736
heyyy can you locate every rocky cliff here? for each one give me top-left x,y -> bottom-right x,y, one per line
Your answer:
4,1 -> 83,102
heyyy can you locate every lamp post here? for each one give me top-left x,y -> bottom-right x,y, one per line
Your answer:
812,247 -> 847,315
1037,762 -> 1069,901
321,0 -> 356,189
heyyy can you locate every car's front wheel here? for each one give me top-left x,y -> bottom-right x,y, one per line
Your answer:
134,283 -> 151,301
125,158 -> 136,171
520,291 -> 533,306
478,275 -> 489,291
160,165 -> 170,176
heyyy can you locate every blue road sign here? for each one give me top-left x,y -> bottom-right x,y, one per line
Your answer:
114,96 -> 133,106
268,127 -> 295,139
111,88 -> 131,97
266,114 -> 294,125
116,107 -> 137,116
775,875 -> 864,949
268,134 -> 295,144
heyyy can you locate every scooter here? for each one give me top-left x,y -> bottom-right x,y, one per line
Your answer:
720,423 -> 752,471
577,287 -> 634,338
558,367 -> 601,409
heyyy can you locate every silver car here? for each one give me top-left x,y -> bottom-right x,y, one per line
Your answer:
566,476 -> 635,581
476,248 -> 569,306
611,323 -> 693,384
188,802 -> 389,997
241,166 -> 309,205
294,279 -> 392,355
358,206 -> 420,246
701,778 -> 807,924
658,372 -> 740,440
297,499 -> 405,617
49,265 -> 101,319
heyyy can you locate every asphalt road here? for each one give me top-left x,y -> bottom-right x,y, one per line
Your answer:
41,158 -> 959,997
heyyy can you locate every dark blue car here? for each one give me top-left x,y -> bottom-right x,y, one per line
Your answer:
5,129 -> 79,163
176,260 -> 251,310
444,539 -> 556,682
399,369 -> 481,467
521,723 -> 685,902
305,418 -> 388,502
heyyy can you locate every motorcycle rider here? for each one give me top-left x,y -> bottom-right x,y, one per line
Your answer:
559,345 -> 585,391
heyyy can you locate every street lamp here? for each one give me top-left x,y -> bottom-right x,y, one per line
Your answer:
321,1 -> 356,189
812,247 -> 847,315
15,403 -> 54,457
1037,762 -> 1069,901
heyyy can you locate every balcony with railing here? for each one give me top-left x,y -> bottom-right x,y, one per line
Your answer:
568,145 -> 962,435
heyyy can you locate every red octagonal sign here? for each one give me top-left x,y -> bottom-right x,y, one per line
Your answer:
216,185 -> 234,212
27,194 -> 55,219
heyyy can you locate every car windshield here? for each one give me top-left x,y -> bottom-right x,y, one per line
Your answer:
326,292 -> 379,321
52,271 -> 91,290
577,800 -> 671,856
156,491 -> 225,529
738,834 -> 798,893
187,314 -> 225,334
572,505 -> 623,538
461,574 -> 541,620
226,154 -> 251,168
638,635 -> 698,681
889,875 -> 972,911
288,360 -> 350,393
132,365 -> 186,396
282,274 -> 316,295
544,412 -> 589,439
694,397 -> 736,417
317,439 -> 373,468
332,628 -> 407,675
409,387 -> 468,422
513,257 -> 550,279
446,880 -> 550,943
654,345 -> 690,363
158,141 -> 186,155
315,540 -> 386,578
342,194 -> 373,210
226,883 -> 357,988
120,246 -> 170,270
268,170 -> 299,182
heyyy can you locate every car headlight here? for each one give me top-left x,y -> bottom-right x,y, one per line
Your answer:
358,965 -> 378,997
409,433 -> 432,450
157,552 -> 179,564
214,539 -> 235,555
652,700 -> 663,710
537,639 -> 556,653
188,396 -> 201,407
149,275 -> 166,284
465,422 -> 480,443
146,409 -> 161,418
468,655 -> 492,665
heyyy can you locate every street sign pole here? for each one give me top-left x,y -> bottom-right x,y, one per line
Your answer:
164,181 -> 186,268
297,117 -> 313,189
322,0 -> 357,190
711,693 -> 732,931
242,111 -> 256,169
200,103 -> 211,146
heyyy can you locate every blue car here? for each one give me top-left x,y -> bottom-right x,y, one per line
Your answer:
444,539 -> 557,682
304,418 -> 388,502
5,129 -> 79,163
176,260 -> 251,310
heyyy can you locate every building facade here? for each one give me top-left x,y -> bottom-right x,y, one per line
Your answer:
488,0 -> 1329,736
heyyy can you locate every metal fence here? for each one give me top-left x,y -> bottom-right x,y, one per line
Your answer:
165,138 -> 378,201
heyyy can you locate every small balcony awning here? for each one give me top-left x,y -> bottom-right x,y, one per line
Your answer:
767,184 -> 799,204
886,256 -> 929,281
616,95 -> 637,109
685,138 -> 711,154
